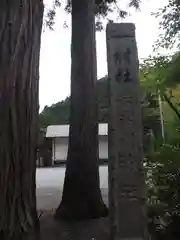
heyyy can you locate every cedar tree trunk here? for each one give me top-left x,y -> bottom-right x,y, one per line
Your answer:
0,1 -> 43,239
55,0 -> 108,220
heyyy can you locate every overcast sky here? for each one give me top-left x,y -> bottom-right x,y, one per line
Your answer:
39,0 -> 168,110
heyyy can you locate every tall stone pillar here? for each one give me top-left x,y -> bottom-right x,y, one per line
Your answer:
106,23 -> 147,240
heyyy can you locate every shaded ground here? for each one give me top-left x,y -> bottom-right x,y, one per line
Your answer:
36,167 -> 109,239
37,189 -> 109,240
40,214 -> 109,240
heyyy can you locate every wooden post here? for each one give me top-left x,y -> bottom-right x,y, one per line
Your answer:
106,23 -> 147,240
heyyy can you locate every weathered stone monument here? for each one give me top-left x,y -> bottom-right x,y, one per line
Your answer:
106,23 -> 147,240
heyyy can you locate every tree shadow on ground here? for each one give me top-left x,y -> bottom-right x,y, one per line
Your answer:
40,214 -> 109,240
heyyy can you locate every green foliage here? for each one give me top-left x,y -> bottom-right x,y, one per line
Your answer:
40,53 -> 180,142
96,76 -> 109,122
39,97 -> 70,128
142,92 -> 160,132
146,141 -> 180,239
140,54 -> 180,123
45,0 -> 141,30
142,54 -> 180,237
140,55 -> 171,92
39,76 -> 161,153
39,77 -> 157,125
154,0 -> 180,49
39,77 -> 110,128
166,53 -> 180,86
164,116 -> 180,145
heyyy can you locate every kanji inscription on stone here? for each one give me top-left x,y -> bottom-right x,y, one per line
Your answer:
106,23 -> 147,240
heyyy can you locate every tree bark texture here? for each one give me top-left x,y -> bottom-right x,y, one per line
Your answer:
56,0 -> 108,220
0,1 -> 43,239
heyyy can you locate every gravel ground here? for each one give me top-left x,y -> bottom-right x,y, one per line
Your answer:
36,187 -> 108,212
36,166 -> 108,211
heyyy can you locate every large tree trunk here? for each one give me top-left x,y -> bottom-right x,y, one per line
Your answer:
0,1 -> 43,239
55,0 -> 108,221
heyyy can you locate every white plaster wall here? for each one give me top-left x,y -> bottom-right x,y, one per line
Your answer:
53,136 -> 108,162
54,138 -> 68,161
99,135 -> 108,159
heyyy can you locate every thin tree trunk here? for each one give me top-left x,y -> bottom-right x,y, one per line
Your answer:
163,93 -> 180,121
0,1 -> 43,239
55,0 -> 108,220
